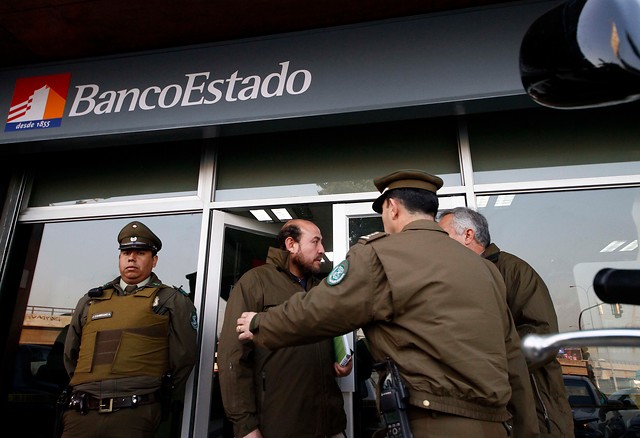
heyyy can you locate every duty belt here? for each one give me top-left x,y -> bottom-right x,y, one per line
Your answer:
69,390 -> 161,413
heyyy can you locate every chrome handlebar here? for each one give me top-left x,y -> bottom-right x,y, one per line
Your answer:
521,329 -> 640,365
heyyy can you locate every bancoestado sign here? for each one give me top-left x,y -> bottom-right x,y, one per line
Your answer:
5,61 -> 311,134
68,62 -> 311,117
0,1 -> 558,144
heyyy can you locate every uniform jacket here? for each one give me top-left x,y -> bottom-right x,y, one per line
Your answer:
251,220 -> 539,438
218,247 -> 347,438
484,243 -> 574,438
64,272 -> 198,397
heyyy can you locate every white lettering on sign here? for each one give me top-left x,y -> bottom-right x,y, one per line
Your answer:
68,61 -> 312,117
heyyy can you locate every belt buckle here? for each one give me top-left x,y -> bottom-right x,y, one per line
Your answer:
98,398 -> 114,413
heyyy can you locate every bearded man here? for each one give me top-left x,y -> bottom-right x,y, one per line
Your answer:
217,219 -> 352,438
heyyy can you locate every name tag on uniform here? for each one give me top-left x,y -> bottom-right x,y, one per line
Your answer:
91,311 -> 113,320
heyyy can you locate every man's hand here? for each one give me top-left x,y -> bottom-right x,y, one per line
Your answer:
334,356 -> 353,377
242,429 -> 263,438
237,311 -> 258,341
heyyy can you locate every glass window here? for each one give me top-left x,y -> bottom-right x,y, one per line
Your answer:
468,106 -> 640,184
7,214 -> 202,437
479,187 -> 640,394
26,215 -> 202,310
214,118 -> 460,201
28,141 -> 202,207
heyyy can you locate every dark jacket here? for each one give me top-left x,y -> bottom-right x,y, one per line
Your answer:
251,220 -> 539,437
218,247 -> 347,438
484,243 -> 574,438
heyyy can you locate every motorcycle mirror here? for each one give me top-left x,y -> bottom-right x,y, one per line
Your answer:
519,0 -> 640,109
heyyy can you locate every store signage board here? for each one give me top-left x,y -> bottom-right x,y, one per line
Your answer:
0,1 -> 560,144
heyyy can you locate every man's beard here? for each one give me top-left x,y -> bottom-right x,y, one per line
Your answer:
291,253 -> 319,276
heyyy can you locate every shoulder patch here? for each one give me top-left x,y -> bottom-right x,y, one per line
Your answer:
326,260 -> 349,286
358,231 -> 387,244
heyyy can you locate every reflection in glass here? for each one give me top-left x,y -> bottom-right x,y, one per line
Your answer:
480,187 -> 640,394
348,217 -> 383,247
215,118 -> 460,202
29,142 -> 201,207
468,105 -> 640,184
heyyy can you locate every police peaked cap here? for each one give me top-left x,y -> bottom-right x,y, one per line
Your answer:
372,169 -> 444,213
118,221 -> 162,252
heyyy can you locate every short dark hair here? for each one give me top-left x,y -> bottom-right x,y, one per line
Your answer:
276,223 -> 302,249
387,187 -> 439,216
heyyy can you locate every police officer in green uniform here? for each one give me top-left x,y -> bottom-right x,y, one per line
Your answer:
62,221 -> 198,438
235,170 -> 539,438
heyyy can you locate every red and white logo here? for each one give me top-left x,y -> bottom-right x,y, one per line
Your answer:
5,73 -> 71,132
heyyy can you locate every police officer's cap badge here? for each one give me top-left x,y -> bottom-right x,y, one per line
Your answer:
326,260 -> 349,286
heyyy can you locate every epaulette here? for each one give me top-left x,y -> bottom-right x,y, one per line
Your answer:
88,286 -> 104,297
88,281 -> 114,297
358,231 -> 387,244
173,284 -> 190,296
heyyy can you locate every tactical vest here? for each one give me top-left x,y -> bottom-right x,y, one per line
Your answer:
70,286 -> 170,386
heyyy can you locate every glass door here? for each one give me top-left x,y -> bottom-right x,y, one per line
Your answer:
192,211 -> 280,438
332,202 -> 380,438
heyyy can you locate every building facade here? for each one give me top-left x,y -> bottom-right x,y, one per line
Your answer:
1,1 -> 639,436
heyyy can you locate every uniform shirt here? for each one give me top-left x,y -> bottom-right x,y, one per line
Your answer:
119,276 -> 150,292
250,220 -> 539,437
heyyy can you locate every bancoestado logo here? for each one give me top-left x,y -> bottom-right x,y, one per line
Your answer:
5,61 -> 311,133
5,73 -> 72,132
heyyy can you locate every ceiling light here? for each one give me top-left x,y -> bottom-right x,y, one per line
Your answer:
476,196 -> 489,208
494,194 -> 515,207
600,240 -> 626,252
250,209 -> 272,222
271,208 -> 292,221
620,240 -> 638,252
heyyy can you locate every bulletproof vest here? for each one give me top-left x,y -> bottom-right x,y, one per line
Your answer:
70,286 -> 170,386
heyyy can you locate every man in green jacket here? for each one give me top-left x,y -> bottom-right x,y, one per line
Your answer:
438,206 -> 573,438
235,170 -> 539,438
218,219 -> 352,438
63,221 -> 198,438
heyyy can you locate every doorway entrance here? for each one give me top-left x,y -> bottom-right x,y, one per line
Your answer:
198,198 -> 464,438
194,211 -> 281,438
